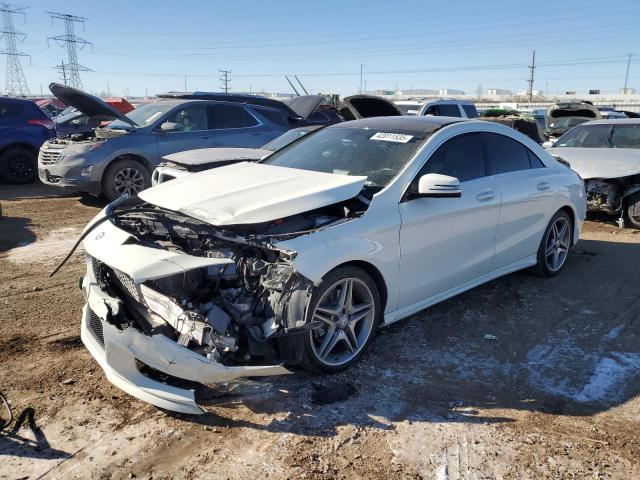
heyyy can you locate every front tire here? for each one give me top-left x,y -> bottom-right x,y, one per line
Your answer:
533,210 -> 572,277
1,147 -> 37,184
625,193 -> 640,229
301,266 -> 381,373
102,159 -> 150,201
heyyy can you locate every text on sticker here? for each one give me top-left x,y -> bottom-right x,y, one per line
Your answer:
370,132 -> 414,143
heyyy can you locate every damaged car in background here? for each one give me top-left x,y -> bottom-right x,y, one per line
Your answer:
62,116 -> 585,414
545,101 -> 602,139
151,125 -> 322,184
38,83 -> 329,200
547,118 -> 640,228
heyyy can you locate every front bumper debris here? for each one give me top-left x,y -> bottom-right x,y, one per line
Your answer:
81,278 -> 291,415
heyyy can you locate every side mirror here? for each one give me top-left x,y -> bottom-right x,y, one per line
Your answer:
160,121 -> 179,132
542,140 -> 554,148
417,173 -> 461,198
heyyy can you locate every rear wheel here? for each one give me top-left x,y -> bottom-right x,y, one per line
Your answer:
533,210 -> 572,277
102,159 -> 150,201
0,147 -> 37,184
301,266 -> 381,373
625,194 -> 640,229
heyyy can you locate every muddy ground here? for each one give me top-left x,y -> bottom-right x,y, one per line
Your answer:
0,183 -> 638,480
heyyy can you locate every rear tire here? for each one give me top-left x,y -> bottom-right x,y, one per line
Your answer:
0,147 -> 37,184
532,210 -> 573,277
102,159 -> 150,202
301,266 -> 381,373
625,193 -> 640,229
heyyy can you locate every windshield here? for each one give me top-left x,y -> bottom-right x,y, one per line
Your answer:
262,127 -> 318,151
554,124 -> 640,148
262,126 -> 428,188
108,103 -> 175,129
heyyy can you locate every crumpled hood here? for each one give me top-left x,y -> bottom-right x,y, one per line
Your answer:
163,148 -> 271,167
138,162 -> 367,226
49,83 -> 136,127
547,147 -> 640,179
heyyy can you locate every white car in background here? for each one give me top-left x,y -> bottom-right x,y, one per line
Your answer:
152,125 -> 322,184
547,119 -> 640,228
78,116 -> 585,413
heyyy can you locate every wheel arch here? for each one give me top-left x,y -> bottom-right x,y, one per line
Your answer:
557,204 -> 578,245
325,260 -> 389,313
109,153 -> 151,172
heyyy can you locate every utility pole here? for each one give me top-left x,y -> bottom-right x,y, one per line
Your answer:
184,74 -> 187,92
623,53 -> 632,94
0,3 -> 30,96
527,50 -> 536,103
47,11 -> 92,90
220,69 -> 231,93
359,64 -> 364,94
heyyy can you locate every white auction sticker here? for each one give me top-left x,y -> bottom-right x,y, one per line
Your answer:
370,132 -> 414,143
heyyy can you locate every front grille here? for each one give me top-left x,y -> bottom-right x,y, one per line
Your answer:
39,148 -> 63,166
113,269 -> 143,303
89,309 -> 104,345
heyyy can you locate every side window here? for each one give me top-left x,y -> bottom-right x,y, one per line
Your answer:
309,111 -> 328,122
527,150 -> 546,168
419,133 -> 487,182
423,106 -> 437,116
483,132 -> 531,174
437,104 -> 461,117
208,105 -> 259,129
165,105 -> 207,132
462,104 -> 479,118
256,107 -> 287,126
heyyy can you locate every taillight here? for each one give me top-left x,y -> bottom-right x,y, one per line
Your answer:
28,119 -> 54,129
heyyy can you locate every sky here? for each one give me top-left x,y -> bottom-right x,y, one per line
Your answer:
5,0 -> 640,97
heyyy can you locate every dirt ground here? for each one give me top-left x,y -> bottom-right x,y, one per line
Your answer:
0,183 -> 638,480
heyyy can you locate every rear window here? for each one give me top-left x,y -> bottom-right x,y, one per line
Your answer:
462,104 -> 479,118
0,102 -> 23,119
208,105 -> 259,129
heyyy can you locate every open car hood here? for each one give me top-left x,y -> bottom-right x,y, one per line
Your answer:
283,95 -> 325,119
163,148 -> 271,167
49,83 -> 137,127
139,162 -> 367,226
545,102 -> 601,127
546,147 -> 640,179
339,95 -> 402,120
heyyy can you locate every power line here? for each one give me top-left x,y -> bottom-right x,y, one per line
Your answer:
47,11 -> 92,89
0,3 -> 29,96
219,69 -> 231,93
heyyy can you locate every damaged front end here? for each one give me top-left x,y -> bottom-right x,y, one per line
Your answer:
585,175 -> 640,213
81,197 -> 367,413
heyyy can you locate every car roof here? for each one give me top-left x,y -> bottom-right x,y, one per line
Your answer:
0,96 -> 37,105
328,115 -> 466,132
582,118 -> 640,125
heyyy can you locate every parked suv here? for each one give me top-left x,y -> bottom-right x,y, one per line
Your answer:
38,84 -> 326,200
418,99 -> 478,118
0,96 -> 54,183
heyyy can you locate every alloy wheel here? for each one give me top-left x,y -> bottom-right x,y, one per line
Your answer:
113,167 -> 145,196
310,277 -> 376,367
544,216 -> 571,272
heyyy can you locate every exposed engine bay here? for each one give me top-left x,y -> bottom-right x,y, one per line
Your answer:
585,176 -> 640,214
91,196 -> 369,369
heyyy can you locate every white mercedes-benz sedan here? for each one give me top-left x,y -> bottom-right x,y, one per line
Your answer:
78,116 -> 586,413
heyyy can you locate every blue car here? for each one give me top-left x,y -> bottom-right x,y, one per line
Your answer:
0,96 -> 54,183
39,84 -> 329,200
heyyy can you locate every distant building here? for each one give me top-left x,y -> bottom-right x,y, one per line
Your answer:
486,88 -> 512,96
398,88 -> 438,96
438,88 -> 465,95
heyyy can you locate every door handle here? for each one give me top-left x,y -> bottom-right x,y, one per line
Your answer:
476,190 -> 495,202
537,181 -> 551,191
